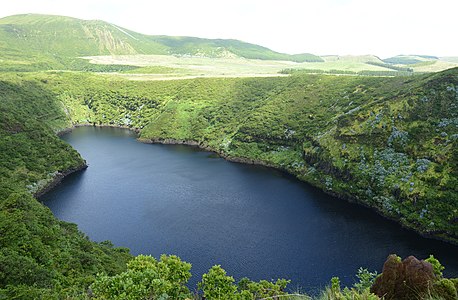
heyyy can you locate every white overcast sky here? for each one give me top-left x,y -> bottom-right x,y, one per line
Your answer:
0,0 -> 457,58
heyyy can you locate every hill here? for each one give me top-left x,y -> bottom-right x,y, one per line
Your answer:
383,55 -> 458,73
383,55 -> 439,65
0,13 -> 322,71
3,14 -> 457,76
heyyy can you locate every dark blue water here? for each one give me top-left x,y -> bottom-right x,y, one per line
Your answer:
41,127 -> 458,293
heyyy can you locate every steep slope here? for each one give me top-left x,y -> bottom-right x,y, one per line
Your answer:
136,70 -> 458,244
0,75 -> 132,297
0,14 -> 167,57
7,68 -> 454,244
0,13 -> 322,69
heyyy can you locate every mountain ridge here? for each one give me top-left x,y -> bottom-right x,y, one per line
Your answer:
0,13 -> 323,63
2,14 -> 458,74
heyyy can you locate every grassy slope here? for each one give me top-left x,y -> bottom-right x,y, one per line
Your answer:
0,75 -> 132,297
5,14 -> 458,77
0,13 -> 322,72
137,71 -> 458,243
149,35 -> 322,62
383,55 -> 439,65
383,55 -> 458,73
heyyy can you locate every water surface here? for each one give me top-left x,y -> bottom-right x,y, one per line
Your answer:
42,127 -> 458,293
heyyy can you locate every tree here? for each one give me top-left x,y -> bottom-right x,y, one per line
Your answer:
91,254 -> 191,299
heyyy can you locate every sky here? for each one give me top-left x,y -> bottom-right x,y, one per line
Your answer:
0,0 -> 457,58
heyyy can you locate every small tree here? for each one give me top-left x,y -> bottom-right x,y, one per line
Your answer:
353,268 -> 378,292
426,254 -> 445,278
91,254 -> 191,299
198,265 -> 238,300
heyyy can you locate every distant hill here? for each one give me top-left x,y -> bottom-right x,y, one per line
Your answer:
2,14 -> 456,75
321,54 -> 384,63
440,57 -> 458,63
0,13 -> 322,68
383,55 -> 439,65
382,55 -> 458,73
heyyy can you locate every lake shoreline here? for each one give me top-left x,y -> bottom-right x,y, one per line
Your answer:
139,136 -> 458,246
46,125 -> 457,246
40,126 -> 458,288
34,163 -> 88,198
37,123 -> 138,198
56,123 -> 141,137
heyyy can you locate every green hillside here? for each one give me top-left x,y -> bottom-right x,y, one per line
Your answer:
150,35 -> 322,62
382,55 -> 458,73
5,14 -> 458,76
0,75 -> 133,297
383,55 -> 439,65
0,13 -> 322,72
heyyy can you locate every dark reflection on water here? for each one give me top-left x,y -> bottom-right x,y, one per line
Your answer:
41,127 -> 458,293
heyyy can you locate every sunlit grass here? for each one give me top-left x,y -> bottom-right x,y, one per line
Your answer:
83,54 -> 397,79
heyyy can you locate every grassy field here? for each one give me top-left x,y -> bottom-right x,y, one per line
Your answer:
83,54 -> 400,79
409,60 -> 458,72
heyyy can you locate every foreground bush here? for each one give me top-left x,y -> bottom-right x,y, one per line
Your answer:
91,255 -> 192,299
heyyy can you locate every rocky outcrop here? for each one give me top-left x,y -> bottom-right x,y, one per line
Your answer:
140,138 -> 281,169
143,138 -> 201,146
371,255 -> 436,300
34,163 -> 88,198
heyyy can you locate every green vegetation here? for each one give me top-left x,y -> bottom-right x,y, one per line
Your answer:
0,76 -> 132,297
148,36 -> 323,62
365,61 -> 413,72
279,68 -> 415,77
89,256 -> 374,299
88,254 -> 458,299
91,255 -> 192,299
426,255 -> 446,278
0,13 -> 322,73
382,55 -> 458,73
2,14 -> 457,78
384,56 -> 426,65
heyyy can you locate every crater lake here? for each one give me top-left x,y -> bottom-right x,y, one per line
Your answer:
41,126 -> 458,293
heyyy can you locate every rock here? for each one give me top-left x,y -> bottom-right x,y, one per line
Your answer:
371,254 -> 436,300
